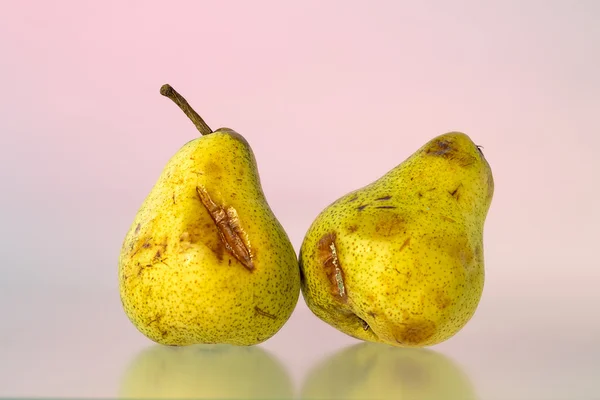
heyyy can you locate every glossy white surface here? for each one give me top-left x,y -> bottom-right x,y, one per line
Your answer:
0,285 -> 598,399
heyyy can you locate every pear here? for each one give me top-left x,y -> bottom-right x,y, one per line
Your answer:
118,84 -> 300,346
299,132 -> 493,347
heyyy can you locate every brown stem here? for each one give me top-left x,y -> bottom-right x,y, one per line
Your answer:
160,84 -> 213,136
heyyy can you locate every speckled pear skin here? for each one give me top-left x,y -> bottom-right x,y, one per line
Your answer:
119,128 -> 300,346
299,132 -> 494,347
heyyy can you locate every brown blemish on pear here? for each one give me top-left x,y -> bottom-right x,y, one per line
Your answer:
399,237 -> 411,252
440,215 -> 456,223
433,289 -> 452,310
393,319 -> 437,345
449,184 -> 462,201
317,232 -> 347,301
204,161 -> 222,176
425,137 -> 476,167
146,313 -> 169,340
196,186 -> 254,271
374,213 -> 406,238
254,306 -> 277,320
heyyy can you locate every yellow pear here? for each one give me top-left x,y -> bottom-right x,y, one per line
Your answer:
301,343 -> 477,400
299,132 -> 494,347
119,344 -> 293,399
118,84 -> 300,346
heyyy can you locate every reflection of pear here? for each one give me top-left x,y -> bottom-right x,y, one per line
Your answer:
119,344 -> 293,399
301,342 -> 477,400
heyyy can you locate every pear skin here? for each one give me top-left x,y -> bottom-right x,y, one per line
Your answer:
119,85 -> 300,346
299,132 -> 493,347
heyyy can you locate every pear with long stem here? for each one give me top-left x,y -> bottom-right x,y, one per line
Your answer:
119,84 -> 300,346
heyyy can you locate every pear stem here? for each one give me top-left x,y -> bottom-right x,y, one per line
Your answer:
160,84 -> 213,136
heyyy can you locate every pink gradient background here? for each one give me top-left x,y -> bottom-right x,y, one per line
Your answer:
0,1 -> 598,398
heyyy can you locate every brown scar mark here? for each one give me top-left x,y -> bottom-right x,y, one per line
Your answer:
368,311 -> 377,319
317,232 -> 347,301
254,306 -> 276,320
137,256 -> 169,276
375,195 -> 392,201
393,319 -> 437,345
158,258 -> 170,267
211,240 -> 225,261
375,214 -> 405,237
441,215 -> 456,223
147,313 -> 164,326
360,318 -> 369,331
357,204 -> 368,211
434,290 -> 452,309
172,193 -> 176,204
427,139 -> 451,155
136,264 -> 149,277
417,192 -> 423,198
196,186 -> 254,271
204,161 -> 222,175
375,205 -> 396,209
348,194 -> 359,202
399,237 -> 411,252
347,225 -> 358,233
147,314 -> 168,338
134,224 -> 141,234
153,242 -> 168,260
449,184 -> 462,201
425,139 -> 476,167
129,239 -> 151,258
